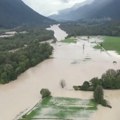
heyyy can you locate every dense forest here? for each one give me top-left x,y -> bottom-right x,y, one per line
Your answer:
0,28 -> 54,84
0,28 -> 54,51
60,21 -> 120,36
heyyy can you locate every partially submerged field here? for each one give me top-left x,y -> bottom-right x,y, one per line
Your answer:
21,97 -> 97,120
62,37 -> 77,43
95,36 -> 120,54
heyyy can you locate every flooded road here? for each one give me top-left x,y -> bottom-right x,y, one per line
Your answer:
0,25 -> 120,120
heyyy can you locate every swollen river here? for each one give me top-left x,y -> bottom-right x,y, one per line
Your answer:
0,24 -> 120,120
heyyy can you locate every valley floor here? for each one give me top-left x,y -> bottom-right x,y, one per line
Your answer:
0,25 -> 120,120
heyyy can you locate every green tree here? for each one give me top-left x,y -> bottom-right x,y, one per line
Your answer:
40,88 -> 51,99
102,69 -> 116,89
4,64 -> 15,80
94,85 -> 104,104
81,81 -> 90,90
0,72 -> 8,83
90,77 -> 101,90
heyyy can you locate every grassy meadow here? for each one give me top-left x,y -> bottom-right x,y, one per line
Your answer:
95,36 -> 120,54
62,37 -> 77,43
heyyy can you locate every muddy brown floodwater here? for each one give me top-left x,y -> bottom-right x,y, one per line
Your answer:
0,24 -> 120,120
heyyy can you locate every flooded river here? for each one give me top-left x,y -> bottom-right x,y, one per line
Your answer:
0,24 -> 120,120
46,24 -> 68,41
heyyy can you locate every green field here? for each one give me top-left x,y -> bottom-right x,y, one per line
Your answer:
62,37 -> 77,43
95,36 -> 120,54
21,97 -> 97,120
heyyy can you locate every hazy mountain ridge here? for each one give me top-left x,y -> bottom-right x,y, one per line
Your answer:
0,0 -> 55,28
49,0 -> 120,21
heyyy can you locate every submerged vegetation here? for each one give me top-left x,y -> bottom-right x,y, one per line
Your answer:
0,28 -> 54,84
21,97 -> 97,120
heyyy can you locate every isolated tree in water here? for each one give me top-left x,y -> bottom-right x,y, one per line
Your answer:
60,79 -> 66,88
94,85 -> 104,104
40,88 -> 51,99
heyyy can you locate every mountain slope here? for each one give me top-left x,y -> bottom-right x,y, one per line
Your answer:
89,0 -> 120,20
50,0 -> 120,21
0,0 -> 55,28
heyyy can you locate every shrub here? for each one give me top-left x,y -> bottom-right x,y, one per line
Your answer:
81,81 -> 90,90
73,86 -> 80,90
40,88 -> 51,99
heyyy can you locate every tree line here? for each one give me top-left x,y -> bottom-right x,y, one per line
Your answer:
0,28 -> 54,84
73,69 -> 117,108
0,28 -> 54,51
73,69 -> 120,91
60,21 -> 120,37
0,42 -> 53,84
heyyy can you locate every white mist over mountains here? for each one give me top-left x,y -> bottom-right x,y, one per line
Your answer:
49,0 -> 120,21
22,0 -> 87,16
0,0 -> 119,28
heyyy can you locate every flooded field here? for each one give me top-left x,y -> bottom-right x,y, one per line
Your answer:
0,25 -> 120,120
21,97 -> 97,120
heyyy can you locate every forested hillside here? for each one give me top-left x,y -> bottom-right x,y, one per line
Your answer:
60,21 -> 120,36
0,0 -> 55,28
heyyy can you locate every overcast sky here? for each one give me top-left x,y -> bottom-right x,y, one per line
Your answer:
22,0 -> 87,16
